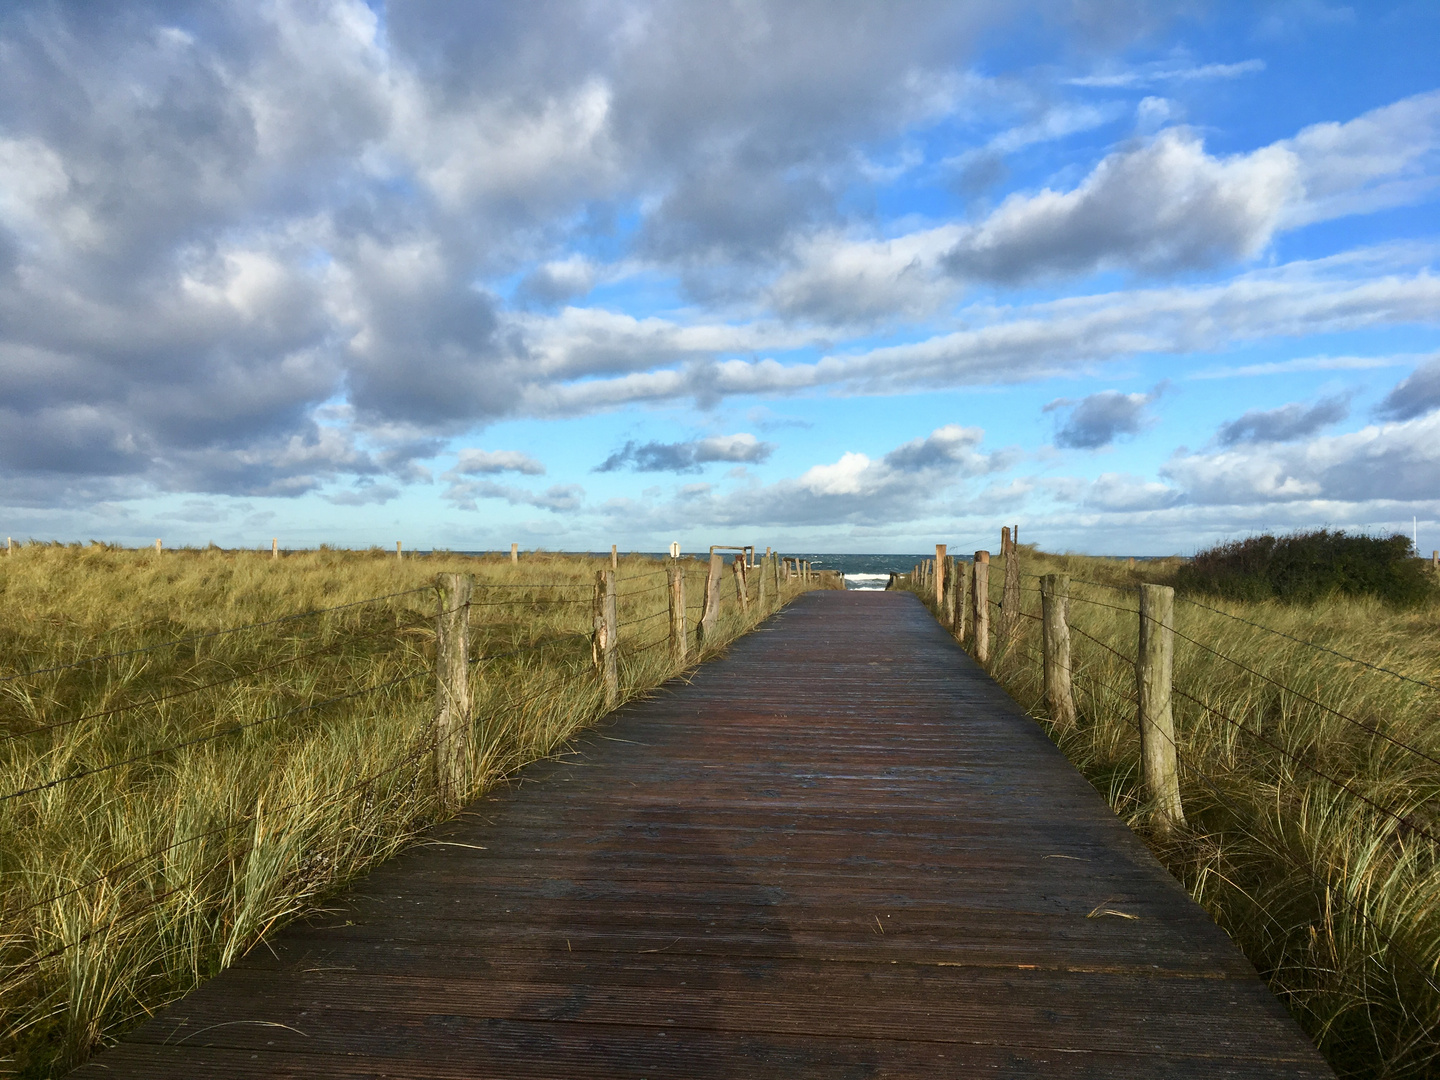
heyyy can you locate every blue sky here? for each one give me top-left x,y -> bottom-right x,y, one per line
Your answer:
2,1 -> 1439,554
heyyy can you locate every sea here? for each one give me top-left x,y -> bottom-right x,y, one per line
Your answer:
573,552 -> 937,591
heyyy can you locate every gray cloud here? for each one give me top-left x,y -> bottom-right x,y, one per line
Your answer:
1216,394 -> 1350,445
443,479 -> 583,512
452,449 -> 546,475
594,433 -> 774,474
943,129 -> 1298,282
1044,388 -> 1160,449
1375,356 -> 1440,421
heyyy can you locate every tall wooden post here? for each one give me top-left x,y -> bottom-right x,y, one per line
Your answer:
732,557 -> 749,613
667,559 -> 687,666
771,553 -> 780,602
155,539 -> 162,554
610,544 -> 618,570
1040,574 -> 1076,730
510,543 -> 518,564
955,555 -> 968,639
396,540 -> 403,560
1001,527 -> 1021,645
941,555 -> 957,628
934,544 -> 947,609
434,573 -> 472,811
594,569 -> 618,708
757,553 -> 769,609
972,551 -> 990,664
1138,583 -> 1184,832
271,537 -> 278,560
700,550 -> 723,642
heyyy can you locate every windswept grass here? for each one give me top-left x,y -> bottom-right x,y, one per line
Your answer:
0,543 -> 811,1077
904,547 -> 1440,1079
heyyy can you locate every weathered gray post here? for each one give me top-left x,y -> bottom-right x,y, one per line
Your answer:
700,550 -> 723,642
954,555 -> 968,639
934,544 -> 947,609
593,569 -> 619,708
972,551 -> 990,664
667,559 -> 687,666
998,527 -> 1020,645
1040,573 -> 1076,730
732,556 -> 749,613
1138,583 -> 1184,832
757,553 -> 769,609
434,573 -> 472,811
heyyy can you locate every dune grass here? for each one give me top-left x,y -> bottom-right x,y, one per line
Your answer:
0,543 -> 811,1077
904,548 -> 1440,1078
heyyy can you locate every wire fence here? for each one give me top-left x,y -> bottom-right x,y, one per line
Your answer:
1,548 -> 819,1067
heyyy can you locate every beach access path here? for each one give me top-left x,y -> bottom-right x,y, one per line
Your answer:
74,589 -> 1332,1078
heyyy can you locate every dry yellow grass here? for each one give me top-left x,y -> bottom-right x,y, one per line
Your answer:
0,543 -> 810,1077
906,548 -> 1440,1079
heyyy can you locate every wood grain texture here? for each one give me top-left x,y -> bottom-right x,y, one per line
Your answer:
74,591 -> 1331,1079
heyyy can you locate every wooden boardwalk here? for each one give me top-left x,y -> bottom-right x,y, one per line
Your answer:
77,590 -> 1332,1078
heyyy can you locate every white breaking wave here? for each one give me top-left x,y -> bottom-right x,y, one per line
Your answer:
844,572 -> 893,591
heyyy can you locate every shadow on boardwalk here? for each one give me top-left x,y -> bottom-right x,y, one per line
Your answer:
74,590 -> 1332,1078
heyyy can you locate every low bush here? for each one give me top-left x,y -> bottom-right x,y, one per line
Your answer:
1173,530 -> 1435,606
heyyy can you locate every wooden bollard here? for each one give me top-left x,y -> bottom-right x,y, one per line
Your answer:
955,555 -> 968,639
934,544 -> 947,609
510,543 -> 519,564
972,551 -> 990,664
700,550 -> 723,642
732,557 -> 749,612
668,559 -> 687,665
594,569 -> 618,708
1001,528 -> 1021,645
434,573 -> 472,811
1040,574 -> 1076,729
1138,583 -> 1184,832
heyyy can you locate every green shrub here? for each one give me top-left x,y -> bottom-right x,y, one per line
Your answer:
1174,530 -> 1435,606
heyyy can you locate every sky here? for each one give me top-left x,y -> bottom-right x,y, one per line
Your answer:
2,1 -> 1439,556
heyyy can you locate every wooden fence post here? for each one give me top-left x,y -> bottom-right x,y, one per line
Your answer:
610,544 -> 618,570
955,555 -> 968,640
1138,583 -> 1184,832
155,539 -> 162,554
941,555 -> 957,629
271,537 -> 278,560
396,541 -> 403,560
593,569 -> 618,708
732,557 -> 749,613
434,573 -> 472,812
934,544 -> 947,609
757,553 -> 769,609
1040,574 -> 1076,730
668,559 -> 688,665
510,543 -> 518,564
972,551 -> 990,664
1003,529 -> 1021,646
700,550 -> 723,643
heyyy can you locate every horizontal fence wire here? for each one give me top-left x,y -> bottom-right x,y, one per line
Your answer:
0,586 -> 434,686
467,632 -> 593,667
0,671 -> 428,803
1170,684 -> 1440,848
0,629 -> 404,744
468,595 -> 591,607
1177,594 -> 1440,694
4,664 -> 597,967
1167,624 -> 1440,771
